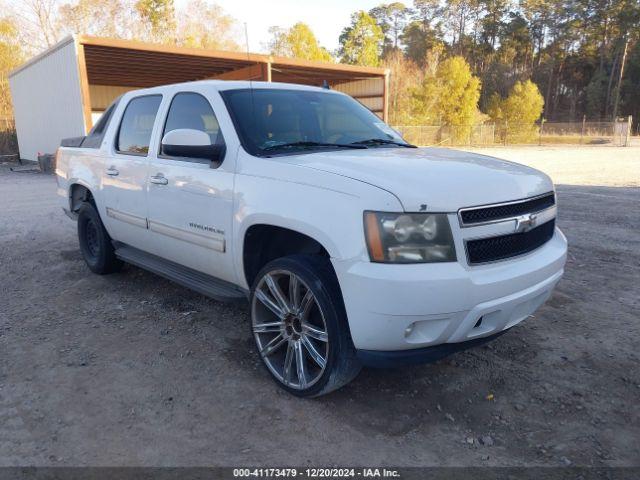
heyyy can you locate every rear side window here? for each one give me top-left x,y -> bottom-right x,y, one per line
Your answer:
82,98 -> 120,149
116,95 -> 162,155
162,92 -> 223,147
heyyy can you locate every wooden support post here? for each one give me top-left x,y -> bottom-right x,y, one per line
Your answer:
261,62 -> 271,82
382,70 -> 390,123
75,38 -> 93,133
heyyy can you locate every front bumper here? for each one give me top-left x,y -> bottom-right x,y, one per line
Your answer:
332,227 -> 567,352
357,330 -> 508,368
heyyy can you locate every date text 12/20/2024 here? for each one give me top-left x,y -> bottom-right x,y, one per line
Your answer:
233,468 -> 400,478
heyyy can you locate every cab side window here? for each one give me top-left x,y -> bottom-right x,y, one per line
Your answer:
82,98 -> 120,149
161,92 -> 224,156
116,95 -> 162,155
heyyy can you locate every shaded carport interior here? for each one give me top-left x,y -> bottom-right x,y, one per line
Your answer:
78,36 -> 389,131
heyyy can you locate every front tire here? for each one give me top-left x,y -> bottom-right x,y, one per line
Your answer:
250,255 -> 361,397
77,202 -> 122,274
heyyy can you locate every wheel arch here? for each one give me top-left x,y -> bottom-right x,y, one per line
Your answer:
68,181 -> 96,214
240,220 -> 338,290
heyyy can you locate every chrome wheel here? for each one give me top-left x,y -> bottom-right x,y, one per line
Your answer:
252,269 -> 329,390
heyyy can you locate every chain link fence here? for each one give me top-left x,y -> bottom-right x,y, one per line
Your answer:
0,116 -> 18,158
393,118 -> 634,147
0,114 -> 634,160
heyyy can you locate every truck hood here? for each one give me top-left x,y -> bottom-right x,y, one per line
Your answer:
285,147 -> 554,212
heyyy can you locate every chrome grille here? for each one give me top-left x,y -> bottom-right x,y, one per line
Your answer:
459,192 -> 555,227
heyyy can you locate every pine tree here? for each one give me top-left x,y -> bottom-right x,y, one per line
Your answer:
339,11 -> 385,66
269,23 -> 332,62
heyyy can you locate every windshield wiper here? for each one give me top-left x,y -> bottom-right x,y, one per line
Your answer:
351,138 -> 417,148
262,141 -> 367,151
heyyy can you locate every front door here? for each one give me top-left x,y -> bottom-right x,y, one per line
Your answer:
102,94 -> 163,251
146,91 -> 235,283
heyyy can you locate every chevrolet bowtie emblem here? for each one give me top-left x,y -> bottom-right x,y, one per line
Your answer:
515,213 -> 538,233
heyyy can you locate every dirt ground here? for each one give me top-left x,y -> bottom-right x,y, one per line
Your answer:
1,147 -> 639,467
462,145 -> 640,187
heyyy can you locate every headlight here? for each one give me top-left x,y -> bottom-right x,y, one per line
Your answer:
364,211 -> 456,263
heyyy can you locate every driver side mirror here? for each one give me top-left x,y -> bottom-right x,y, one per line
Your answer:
161,129 -> 225,167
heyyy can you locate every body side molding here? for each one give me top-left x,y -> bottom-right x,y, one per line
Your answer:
106,207 -> 148,228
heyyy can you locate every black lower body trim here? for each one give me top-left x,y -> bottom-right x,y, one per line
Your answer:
356,330 -> 509,368
114,243 -> 248,302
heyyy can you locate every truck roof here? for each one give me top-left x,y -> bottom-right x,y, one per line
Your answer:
127,80 -> 338,97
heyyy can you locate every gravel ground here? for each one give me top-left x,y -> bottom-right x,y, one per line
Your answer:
0,150 -> 639,467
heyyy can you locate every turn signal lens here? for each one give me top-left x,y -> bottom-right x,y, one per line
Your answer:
364,211 -> 385,261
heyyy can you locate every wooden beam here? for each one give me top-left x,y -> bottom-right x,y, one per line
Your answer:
78,35 -> 387,77
79,35 -> 266,65
75,38 -> 93,132
210,63 -> 265,81
269,57 -> 386,76
262,62 -> 272,82
352,93 -> 384,100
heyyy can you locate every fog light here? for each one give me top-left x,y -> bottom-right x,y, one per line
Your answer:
404,324 -> 414,337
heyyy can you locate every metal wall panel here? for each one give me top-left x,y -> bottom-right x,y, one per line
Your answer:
333,78 -> 383,95
9,37 -> 85,161
333,78 -> 385,118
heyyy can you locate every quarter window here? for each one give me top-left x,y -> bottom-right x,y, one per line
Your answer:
116,95 -> 162,155
82,98 -> 120,149
161,92 -> 223,152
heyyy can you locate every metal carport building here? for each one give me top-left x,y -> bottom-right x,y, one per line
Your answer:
9,35 -> 390,161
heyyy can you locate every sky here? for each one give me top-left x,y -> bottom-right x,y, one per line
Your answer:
178,0 -> 383,53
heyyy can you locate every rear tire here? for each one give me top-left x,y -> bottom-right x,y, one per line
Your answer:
77,202 -> 123,274
250,254 -> 361,397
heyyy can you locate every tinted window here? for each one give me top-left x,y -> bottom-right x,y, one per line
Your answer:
220,89 -> 407,156
116,95 -> 162,155
162,92 -> 222,147
82,98 -> 120,149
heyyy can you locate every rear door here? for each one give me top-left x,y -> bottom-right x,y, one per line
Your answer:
145,91 -> 236,283
102,94 -> 162,250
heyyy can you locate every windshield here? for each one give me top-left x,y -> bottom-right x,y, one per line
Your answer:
220,88 -> 409,156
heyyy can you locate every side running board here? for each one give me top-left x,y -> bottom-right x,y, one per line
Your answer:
115,245 -> 247,302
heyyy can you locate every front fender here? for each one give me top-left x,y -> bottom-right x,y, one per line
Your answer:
231,160 -> 402,289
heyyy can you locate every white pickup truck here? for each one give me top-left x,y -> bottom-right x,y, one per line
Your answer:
56,80 -> 567,396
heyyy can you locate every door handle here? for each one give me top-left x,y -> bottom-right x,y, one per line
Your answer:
106,167 -> 119,176
150,174 -> 168,185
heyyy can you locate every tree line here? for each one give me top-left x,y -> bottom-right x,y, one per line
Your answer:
1,0 -> 638,131
286,0 -> 639,128
0,0 -> 242,119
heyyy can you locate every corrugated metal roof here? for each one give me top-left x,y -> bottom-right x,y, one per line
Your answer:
76,35 -> 388,88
